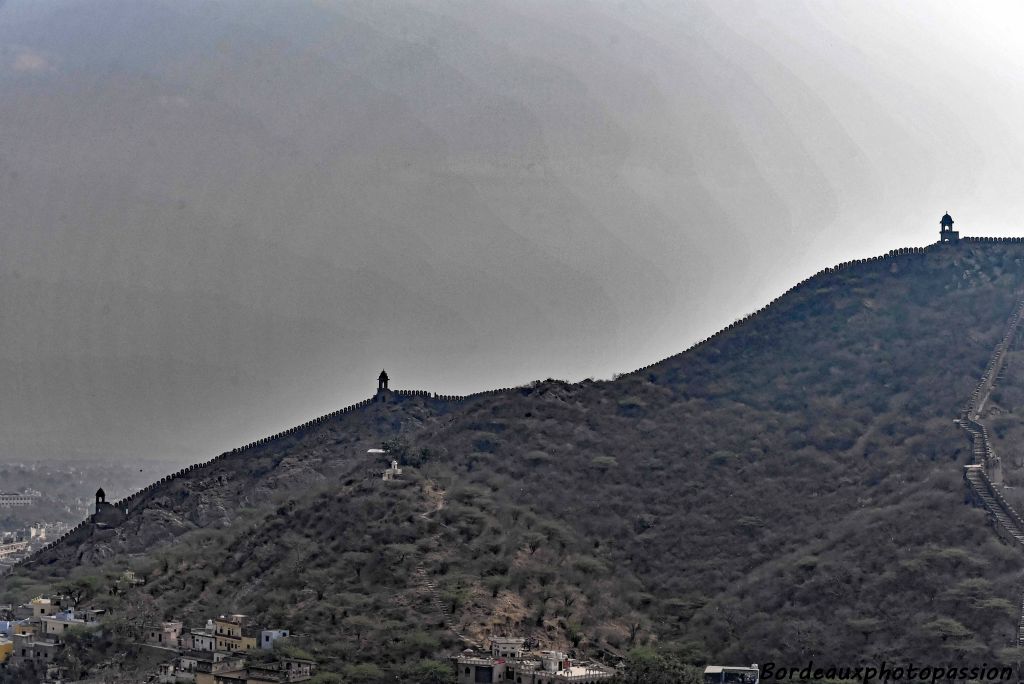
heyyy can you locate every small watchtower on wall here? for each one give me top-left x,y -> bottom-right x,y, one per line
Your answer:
940,212 -> 959,244
375,369 -> 391,402
92,487 -> 126,529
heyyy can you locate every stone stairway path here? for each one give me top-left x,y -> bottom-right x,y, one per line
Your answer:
961,419 -> 1000,475
412,487 -> 475,645
412,563 -> 474,644
964,465 -> 1024,544
958,296 -> 1024,649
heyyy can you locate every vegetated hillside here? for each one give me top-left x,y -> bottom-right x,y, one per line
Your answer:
6,243 -> 1024,679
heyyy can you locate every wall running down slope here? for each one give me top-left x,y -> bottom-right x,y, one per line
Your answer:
18,386 -> 524,567
957,295 -> 1024,648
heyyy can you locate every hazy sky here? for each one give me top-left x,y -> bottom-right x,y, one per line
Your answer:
1,0 -> 1022,463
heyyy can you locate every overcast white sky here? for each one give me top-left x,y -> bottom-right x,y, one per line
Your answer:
1,0 -> 1022,462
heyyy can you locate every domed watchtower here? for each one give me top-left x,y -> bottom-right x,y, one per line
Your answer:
92,486 -> 127,528
940,212 -> 959,244
376,368 -> 391,402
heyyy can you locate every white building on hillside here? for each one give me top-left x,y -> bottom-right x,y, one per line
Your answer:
455,636 -> 614,684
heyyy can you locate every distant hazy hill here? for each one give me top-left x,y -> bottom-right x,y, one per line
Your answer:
8,242 -> 1024,678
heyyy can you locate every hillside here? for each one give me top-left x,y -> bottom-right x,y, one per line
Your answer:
6,241 -> 1024,679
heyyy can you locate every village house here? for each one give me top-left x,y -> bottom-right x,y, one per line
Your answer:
146,620 -> 184,646
260,629 -> 290,650
29,596 -> 58,619
455,636 -> 615,684
10,630 -> 61,669
214,614 -> 259,652
41,608 -> 103,637
177,649 -> 209,676
0,637 -> 11,664
193,654 -> 248,684
168,651 -> 245,683
181,619 -> 218,651
4,598 -> 104,674
209,657 -> 317,683
5,619 -> 34,636
0,619 -> 31,638
161,613 -> 301,683
704,664 -> 760,684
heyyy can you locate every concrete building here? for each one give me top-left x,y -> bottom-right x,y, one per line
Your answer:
0,541 -> 30,561
183,621 -> 217,652
3,620 -> 34,636
260,629 -> 290,650
491,636 -> 526,658
41,612 -> 88,637
10,632 -> 61,668
209,657 -> 316,683
192,653 -> 247,684
178,650 -> 219,680
0,491 -> 41,507
703,664 -> 760,684
27,597 -> 58,621
177,650 -> 245,682
455,636 -> 615,684
214,615 -> 258,652
147,620 -> 183,646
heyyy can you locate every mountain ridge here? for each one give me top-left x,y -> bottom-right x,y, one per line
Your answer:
8,239 -> 1024,677
14,243 -> 943,570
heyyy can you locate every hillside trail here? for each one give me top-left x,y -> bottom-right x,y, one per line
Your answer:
412,479 -> 475,645
958,296 -> 1024,647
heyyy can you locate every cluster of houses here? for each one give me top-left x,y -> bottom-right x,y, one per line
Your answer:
0,595 -> 106,678
0,522 -> 70,571
0,590 -> 313,684
455,636 -> 616,683
456,635 -> 761,684
155,613 -> 315,683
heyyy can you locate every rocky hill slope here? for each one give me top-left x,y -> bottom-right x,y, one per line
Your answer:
7,241 -> 1024,677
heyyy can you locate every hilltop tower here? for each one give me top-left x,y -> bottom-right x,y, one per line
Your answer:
940,212 -> 959,244
376,369 -> 391,402
92,487 -> 126,528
